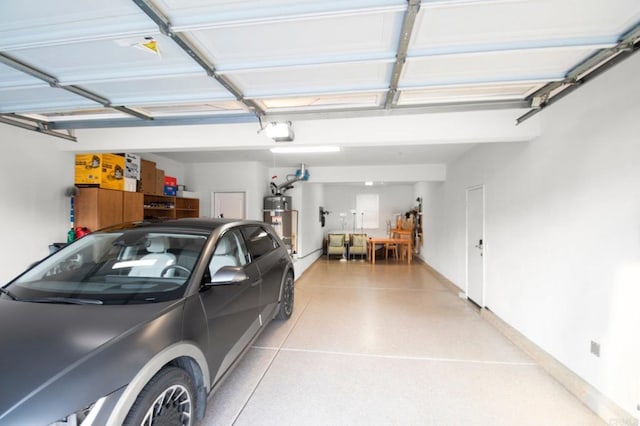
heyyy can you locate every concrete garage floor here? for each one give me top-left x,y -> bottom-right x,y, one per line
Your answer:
202,260 -> 603,425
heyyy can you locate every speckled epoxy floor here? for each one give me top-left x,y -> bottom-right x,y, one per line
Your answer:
202,259 -> 603,426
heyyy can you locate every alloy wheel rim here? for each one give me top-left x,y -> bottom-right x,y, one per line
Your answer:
141,384 -> 192,426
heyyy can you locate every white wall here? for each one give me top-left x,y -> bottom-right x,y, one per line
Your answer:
309,164 -> 445,183
299,183 -> 325,256
323,184 -> 415,238
291,183 -> 325,276
184,161 -> 268,220
426,53 -> 640,417
0,126 -> 74,283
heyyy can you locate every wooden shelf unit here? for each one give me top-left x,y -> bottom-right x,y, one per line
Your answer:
175,197 -> 199,219
143,194 -> 200,220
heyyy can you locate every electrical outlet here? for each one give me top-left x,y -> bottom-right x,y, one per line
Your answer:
590,340 -> 600,357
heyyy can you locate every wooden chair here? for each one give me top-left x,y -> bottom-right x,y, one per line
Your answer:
385,230 -> 398,260
397,231 -> 412,261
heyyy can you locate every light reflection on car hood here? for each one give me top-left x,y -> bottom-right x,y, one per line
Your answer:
0,297 -> 178,420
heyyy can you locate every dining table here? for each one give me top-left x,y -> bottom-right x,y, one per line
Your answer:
367,236 -> 412,264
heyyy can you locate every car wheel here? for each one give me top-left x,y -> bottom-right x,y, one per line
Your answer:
276,272 -> 294,320
124,367 -> 195,426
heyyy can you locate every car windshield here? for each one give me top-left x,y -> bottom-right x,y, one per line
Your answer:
5,230 -> 208,305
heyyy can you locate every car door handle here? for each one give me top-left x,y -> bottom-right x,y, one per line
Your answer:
250,278 -> 262,288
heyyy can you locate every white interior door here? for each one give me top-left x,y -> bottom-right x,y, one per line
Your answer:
212,192 -> 246,219
466,186 -> 485,307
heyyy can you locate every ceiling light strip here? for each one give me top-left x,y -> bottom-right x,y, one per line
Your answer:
384,0 -> 421,109
517,21 -> 640,125
270,146 -> 340,154
131,0 -> 264,117
0,52 -> 153,122
0,114 -> 77,142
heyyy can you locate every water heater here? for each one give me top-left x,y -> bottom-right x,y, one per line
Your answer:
264,195 -> 291,211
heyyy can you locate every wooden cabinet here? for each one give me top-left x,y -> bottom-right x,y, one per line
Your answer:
123,192 -> 144,222
155,169 -> 165,196
144,194 -> 199,220
75,187 -> 133,230
76,188 -> 199,230
140,159 -> 156,195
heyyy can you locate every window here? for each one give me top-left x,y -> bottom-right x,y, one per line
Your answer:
9,231 -> 208,304
208,229 -> 247,277
242,225 -> 278,259
356,194 -> 379,229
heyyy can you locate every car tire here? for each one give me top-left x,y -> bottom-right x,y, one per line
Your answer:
276,272 -> 294,320
123,366 -> 195,426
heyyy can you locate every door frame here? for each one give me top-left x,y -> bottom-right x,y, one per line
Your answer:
465,184 -> 486,307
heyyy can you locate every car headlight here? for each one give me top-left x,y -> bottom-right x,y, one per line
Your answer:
48,396 -> 107,426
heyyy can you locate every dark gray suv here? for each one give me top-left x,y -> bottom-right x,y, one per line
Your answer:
0,218 -> 295,425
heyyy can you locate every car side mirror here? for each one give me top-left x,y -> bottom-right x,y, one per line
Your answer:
28,260 -> 43,269
207,266 -> 249,286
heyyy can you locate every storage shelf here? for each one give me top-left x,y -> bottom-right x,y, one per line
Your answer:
143,194 -> 199,220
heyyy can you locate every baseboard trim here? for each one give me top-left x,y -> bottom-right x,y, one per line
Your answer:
420,260 -> 637,425
481,308 -> 637,425
419,258 -> 463,296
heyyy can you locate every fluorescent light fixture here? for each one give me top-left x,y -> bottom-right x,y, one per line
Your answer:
270,146 -> 340,154
264,121 -> 294,142
365,181 -> 373,186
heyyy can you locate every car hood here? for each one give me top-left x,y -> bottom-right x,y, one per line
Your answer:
0,298 -> 182,421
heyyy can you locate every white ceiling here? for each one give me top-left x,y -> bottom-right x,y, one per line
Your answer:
155,143 -> 476,166
1,0 -> 639,167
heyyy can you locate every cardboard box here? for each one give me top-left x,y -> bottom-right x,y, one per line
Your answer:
140,159 -> 156,194
75,154 -> 102,185
100,153 -> 125,191
164,185 -> 177,196
75,153 -> 125,190
177,190 -> 197,198
124,177 -> 137,192
124,153 -> 140,179
164,176 -> 177,187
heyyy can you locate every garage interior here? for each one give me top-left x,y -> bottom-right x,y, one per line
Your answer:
1,0 -> 639,424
